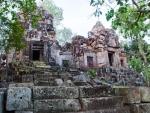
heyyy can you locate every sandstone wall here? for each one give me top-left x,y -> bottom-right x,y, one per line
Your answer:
1,85 -> 150,113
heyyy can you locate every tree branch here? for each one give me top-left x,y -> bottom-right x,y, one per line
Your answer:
132,0 -> 140,9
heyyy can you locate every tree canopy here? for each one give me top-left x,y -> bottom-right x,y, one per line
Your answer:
0,0 -> 38,52
90,0 -> 150,83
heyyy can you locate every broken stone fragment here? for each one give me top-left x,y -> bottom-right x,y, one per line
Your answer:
34,99 -> 81,112
6,87 -> 32,111
33,86 -> 79,99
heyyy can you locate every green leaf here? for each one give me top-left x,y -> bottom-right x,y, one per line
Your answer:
106,9 -> 114,21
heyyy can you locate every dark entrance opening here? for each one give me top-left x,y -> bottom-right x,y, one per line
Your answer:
32,50 -> 40,61
120,59 -> 124,67
108,52 -> 114,66
87,56 -> 94,67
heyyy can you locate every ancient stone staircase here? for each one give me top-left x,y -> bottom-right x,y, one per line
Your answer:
29,67 -> 130,113
1,66 -> 150,113
33,86 -> 129,113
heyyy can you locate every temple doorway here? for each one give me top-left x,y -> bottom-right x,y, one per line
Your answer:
108,52 -> 114,66
32,50 -> 40,61
87,56 -> 94,67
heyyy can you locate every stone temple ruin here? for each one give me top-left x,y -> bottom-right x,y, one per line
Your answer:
0,7 -> 149,113
6,7 -> 127,69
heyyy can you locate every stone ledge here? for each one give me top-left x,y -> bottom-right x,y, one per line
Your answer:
81,97 -> 123,110
79,86 -> 112,98
34,99 -> 81,112
33,86 -> 79,99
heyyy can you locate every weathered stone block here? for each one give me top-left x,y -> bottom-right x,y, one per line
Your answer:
114,87 -> 140,104
64,108 -> 130,113
34,99 -> 81,112
22,75 -> 33,82
9,83 -> 34,89
15,111 -> 33,113
0,92 -> 4,113
130,103 -> 150,113
0,88 -> 7,93
140,87 -> 150,102
33,86 -> 79,99
6,87 -> 32,111
79,86 -> 112,98
81,97 -> 123,110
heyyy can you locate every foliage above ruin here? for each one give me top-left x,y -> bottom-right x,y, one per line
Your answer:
0,0 -> 38,52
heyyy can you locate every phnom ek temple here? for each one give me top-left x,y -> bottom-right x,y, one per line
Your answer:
1,7 -> 149,113
11,7 -> 127,69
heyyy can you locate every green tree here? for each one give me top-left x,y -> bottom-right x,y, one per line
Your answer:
0,0 -> 38,53
90,0 -> 150,84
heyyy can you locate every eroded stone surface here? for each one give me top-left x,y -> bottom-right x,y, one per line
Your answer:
140,87 -> 150,102
9,83 -> 34,89
33,86 -> 79,99
6,87 -> 32,111
114,87 -> 140,104
15,111 -> 33,113
63,108 -> 130,113
79,86 -> 112,98
34,99 -> 81,112
130,103 -> 150,113
81,97 -> 123,110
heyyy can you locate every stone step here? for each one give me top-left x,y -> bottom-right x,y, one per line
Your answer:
33,86 -> 79,99
81,97 -> 123,111
34,96 -> 123,113
34,81 -> 52,86
34,99 -> 81,113
34,79 -> 64,86
60,108 -> 130,113
15,108 -> 130,113
79,86 -> 112,98
33,86 -> 113,99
